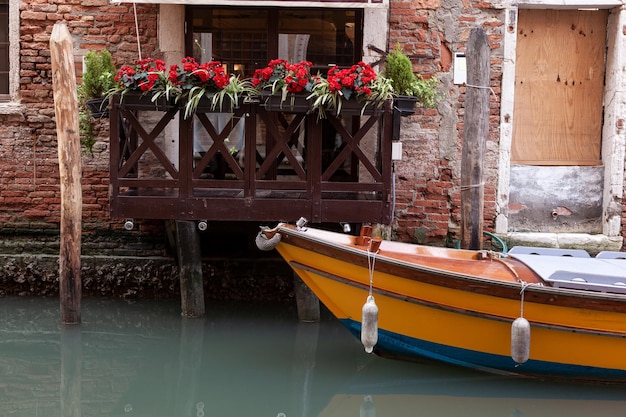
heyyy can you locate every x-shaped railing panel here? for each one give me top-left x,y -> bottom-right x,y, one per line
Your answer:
117,106 -> 179,179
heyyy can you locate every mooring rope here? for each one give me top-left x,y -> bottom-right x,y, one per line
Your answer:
464,83 -> 498,101
133,2 -> 142,61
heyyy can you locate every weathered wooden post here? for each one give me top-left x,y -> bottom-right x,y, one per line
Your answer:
50,23 -> 82,324
60,326 -> 82,417
176,220 -> 205,317
460,28 -> 490,250
294,274 -> 320,322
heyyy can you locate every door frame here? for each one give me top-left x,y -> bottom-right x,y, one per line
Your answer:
496,3 -> 626,249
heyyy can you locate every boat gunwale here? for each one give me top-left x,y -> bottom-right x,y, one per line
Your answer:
276,225 -> 626,314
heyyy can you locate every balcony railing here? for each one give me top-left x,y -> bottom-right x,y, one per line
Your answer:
109,93 -> 394,224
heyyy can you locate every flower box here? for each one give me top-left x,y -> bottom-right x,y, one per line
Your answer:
86,97 -> 109,118
393,95 -> 418,116
116,92 -> 177,112
262,93 -> 311,113
193,94 -> 240,114
329,98 -> 386,116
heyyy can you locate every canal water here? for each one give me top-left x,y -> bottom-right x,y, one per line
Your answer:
1,297 -> 625,417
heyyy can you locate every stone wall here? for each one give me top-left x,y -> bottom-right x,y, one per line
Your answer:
0,227 -> 294,301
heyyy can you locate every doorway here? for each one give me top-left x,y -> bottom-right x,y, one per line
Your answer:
507,9 -> 608,233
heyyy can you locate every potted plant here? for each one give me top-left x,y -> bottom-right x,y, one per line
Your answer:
78,50 -> 116,117
383,44 -> 440,116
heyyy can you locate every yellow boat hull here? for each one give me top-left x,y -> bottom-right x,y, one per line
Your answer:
270,225 -> 626,381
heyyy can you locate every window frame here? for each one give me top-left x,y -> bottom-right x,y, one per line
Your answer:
184,6 -> 364,76
0,0 -> 9,99
0,0 -> 20,109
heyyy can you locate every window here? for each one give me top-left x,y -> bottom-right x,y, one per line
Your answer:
0,0 -> 8,98
185,6 -> 364,176
186,7 -> 363,77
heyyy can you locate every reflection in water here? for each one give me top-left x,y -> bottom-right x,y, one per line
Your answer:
0,297 -> 625,417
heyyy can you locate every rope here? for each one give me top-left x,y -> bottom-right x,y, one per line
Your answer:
133,2 -> 142,61
464,83 -> 498,101
460,181 -> 484,191
519,281 -> 531,318
366,245 -> 378,296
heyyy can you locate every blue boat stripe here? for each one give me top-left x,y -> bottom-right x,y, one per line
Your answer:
340,318 -> 626,380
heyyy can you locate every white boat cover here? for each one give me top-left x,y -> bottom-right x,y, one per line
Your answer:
509,249 -> 626,294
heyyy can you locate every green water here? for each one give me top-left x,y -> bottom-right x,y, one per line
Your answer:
0,297 -> 625,417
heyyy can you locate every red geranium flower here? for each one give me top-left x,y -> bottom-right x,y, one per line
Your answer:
325,61 -> 379,100
253,59 -> 315,95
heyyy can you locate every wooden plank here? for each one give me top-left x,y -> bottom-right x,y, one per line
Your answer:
50,23 -> 82,324
460,28 -> 490,250
512,9 -> 607,165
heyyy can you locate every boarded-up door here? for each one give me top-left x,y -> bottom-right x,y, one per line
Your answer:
511,9 -> 607,165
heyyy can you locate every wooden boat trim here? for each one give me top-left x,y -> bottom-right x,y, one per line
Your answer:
290,260 -> 626,339
278,226 -> 626,314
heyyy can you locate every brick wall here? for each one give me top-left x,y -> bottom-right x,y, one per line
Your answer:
3,0 -> 508,247
388,0 -> 504,245
0,1 -> 160,234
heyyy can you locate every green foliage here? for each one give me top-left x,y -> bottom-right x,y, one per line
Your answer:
384,44 -> 442,108
79,50 -> 116,100
78,105 -> 96,155
77,50 -> 115,155
411,74 -> 442,109
384,45 -> 416,96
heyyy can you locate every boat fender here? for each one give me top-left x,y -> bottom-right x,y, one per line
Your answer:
255,230 -> 281,251
361,295 -> 378,353
360,395 -> 376,417
511,317 -> 530,364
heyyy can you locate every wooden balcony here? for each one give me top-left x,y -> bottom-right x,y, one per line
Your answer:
109,93 -> 395,224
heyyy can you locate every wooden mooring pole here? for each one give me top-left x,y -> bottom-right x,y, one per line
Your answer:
460,28 -> 490,250
294,274 -> 320,322
60,326 -> 82,417
175,220 -> 205,318
50,23 -> 82,324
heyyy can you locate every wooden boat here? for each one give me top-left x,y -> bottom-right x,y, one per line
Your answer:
257,219 -> 626,382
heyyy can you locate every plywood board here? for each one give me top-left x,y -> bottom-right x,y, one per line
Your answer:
512,9 -> 607,165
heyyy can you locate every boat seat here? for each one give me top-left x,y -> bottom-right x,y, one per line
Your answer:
595,251 -> 626,259
508,246 -> 590,258
509,253 -> 626,294
546,271 -> 626,295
